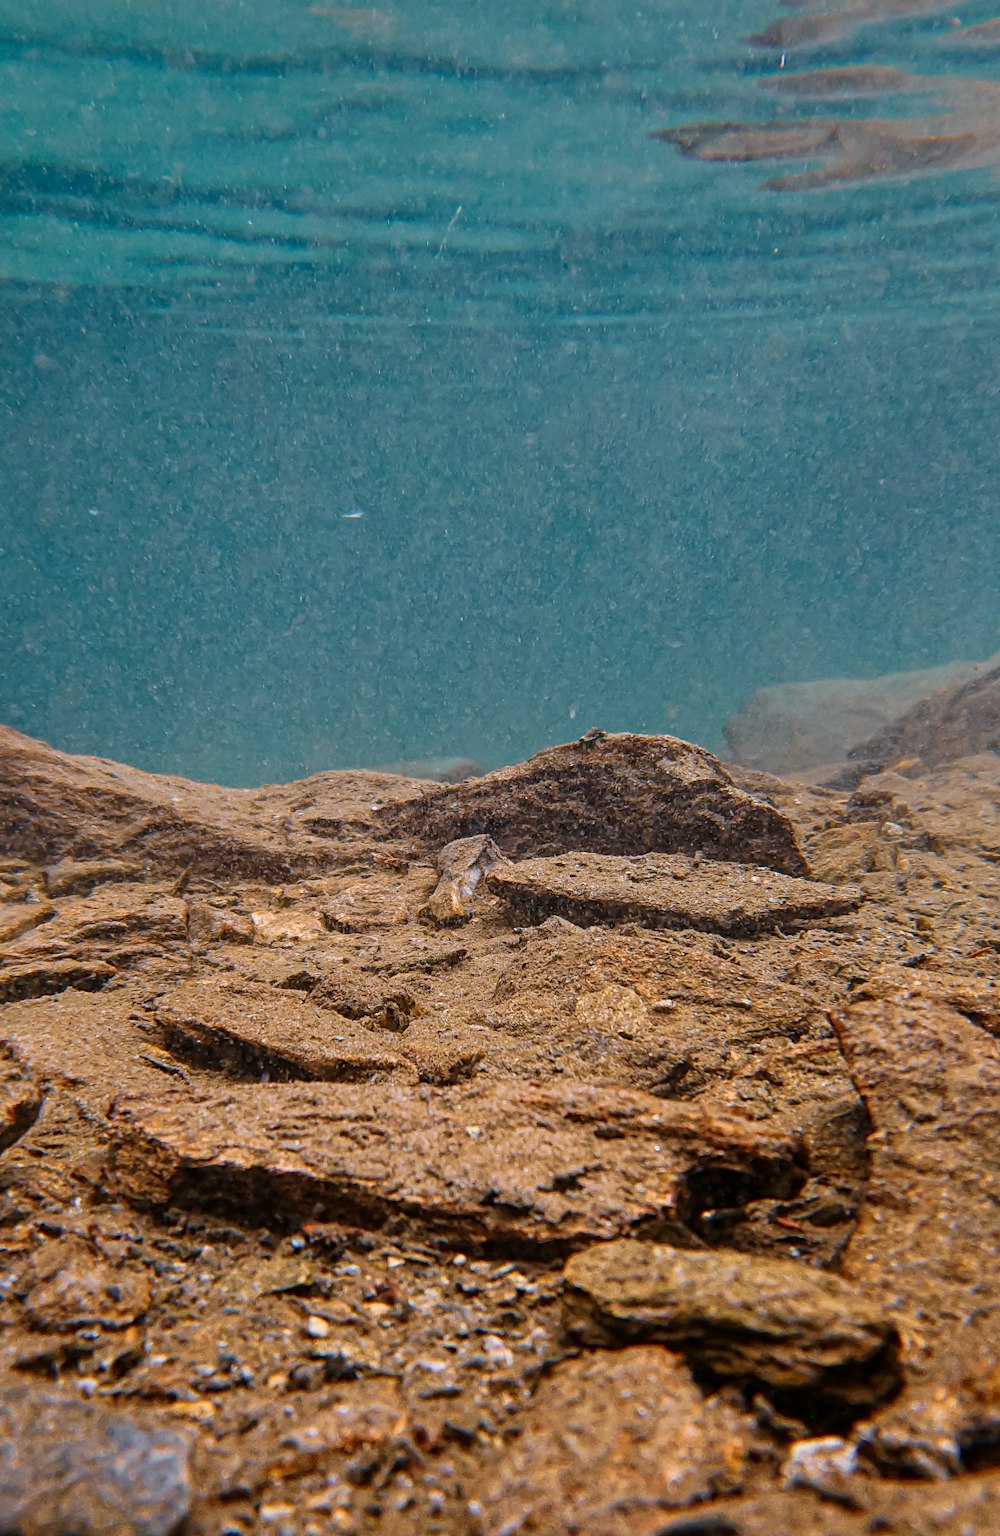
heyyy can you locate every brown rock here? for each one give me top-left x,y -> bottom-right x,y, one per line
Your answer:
43,858 -> 139,897
0,1055 -> 41,1152
2,889 -> 189,967
152,978 -> 419,1084
375,731 -> 810,873
807,824 -> 895,883
199,906 -> 255,945
831,999 -> 1000,1475
108,1080 -> 806,1256
850,966 -> 1000,1036
0,899 -> 57,945
311,972 -> 420,1033
705,1472 -> 1000,1536
562,1239 -> 900,1411
487,851 -> 860,936
0,1385 -> 191,1536
0,956 -> 118,1003
469,1346 -> 753,1536
19,1235 -> 151,1331
0,724 -> 422,879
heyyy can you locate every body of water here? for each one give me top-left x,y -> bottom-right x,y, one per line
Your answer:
2,0 -> 999,781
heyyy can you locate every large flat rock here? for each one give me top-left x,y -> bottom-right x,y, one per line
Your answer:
375,731 -> 810,873
108,1080 -> 807,1257
152,978 -> 420,1085
562,1238 -> 900,1413
487,851 -> 861,936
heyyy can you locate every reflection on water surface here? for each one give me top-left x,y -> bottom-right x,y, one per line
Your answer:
662,0 -> 1000,189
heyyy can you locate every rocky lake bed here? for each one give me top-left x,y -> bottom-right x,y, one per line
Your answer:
1,670 -> 1000,1535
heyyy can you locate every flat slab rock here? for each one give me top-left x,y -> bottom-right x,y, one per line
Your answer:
562,1239 -> 900,1411
469,1346 -> 754,1536
0,1385 -> 191,1536
108,1080 -> 806,1256
375,731 -> 810,873
152,978 -> 420,1085
1,890 -> 190,971
832,998 -> 1000,1476
487,851 -> 861,936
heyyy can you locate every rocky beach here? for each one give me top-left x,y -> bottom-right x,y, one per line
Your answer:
1,669 -> 1000,1536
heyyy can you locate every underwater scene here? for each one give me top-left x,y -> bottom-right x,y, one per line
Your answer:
2,0 -> 1000,780
7,8 -> 1000,1535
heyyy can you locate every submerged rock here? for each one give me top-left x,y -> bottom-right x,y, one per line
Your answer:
375,730 -> 810,873
849,659 -> 1000,774
562,1239 -> 900,1412
487,851 -> 861,936
2,722 -> 999,1533
723,659 -> 989,775
0,1055 -> 40,1152
108,1080 -> 806,1256
469,1346 -> 754,1536
0,1386 -> 191,1536
831,998 -> 1000,1475
152,978 -> 419,1084
0,725 -> 421,879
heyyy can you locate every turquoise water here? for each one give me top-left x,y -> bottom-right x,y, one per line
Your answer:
2,0 -> 999,782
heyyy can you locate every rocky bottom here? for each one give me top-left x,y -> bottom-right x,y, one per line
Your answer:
1,722 -> 999,1535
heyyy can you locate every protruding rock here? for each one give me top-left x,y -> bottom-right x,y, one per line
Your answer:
563,1239 -> 900,1412
723,659 -> 989,775
2,890 -> 189,968
487,851 -> 860,936
0,724 -> 421,878
849,659 -> 1000,773
376,731 -> 810,873
43,858 -> 140,897
0,957 -> 117,1004
831,998 -> 1000,1475
109,1080 -> 806,1256
469,1346 -> 754,1536
418,835 -> 507,925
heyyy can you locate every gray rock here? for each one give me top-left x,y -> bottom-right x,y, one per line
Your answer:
0,1387 -> 190,1536
723,659 -> 992,775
